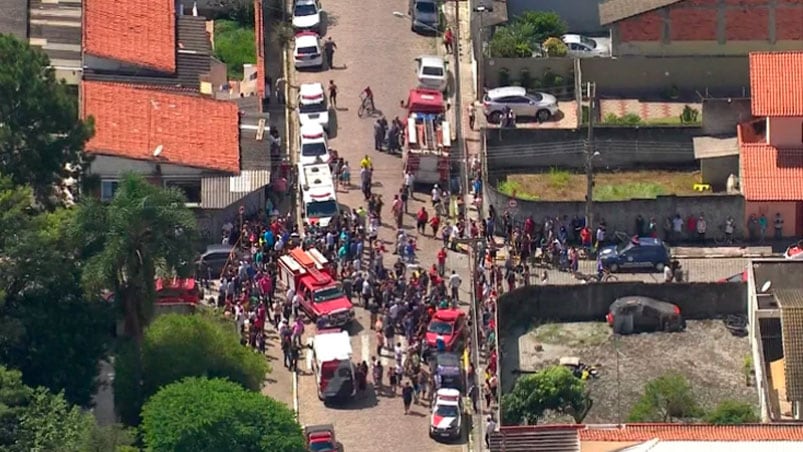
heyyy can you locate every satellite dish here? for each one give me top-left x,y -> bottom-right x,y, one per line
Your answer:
761,281 -> 772,293
153,145 -> 163,157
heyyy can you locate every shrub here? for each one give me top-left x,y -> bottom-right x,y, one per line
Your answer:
489,11 -> 567,58
498,67 -> 511,86
542,37 -> 568,57
520,68 -> 533,89
679,105 -> 700,124
705,400 -> 759,424
214,19 -> 256,79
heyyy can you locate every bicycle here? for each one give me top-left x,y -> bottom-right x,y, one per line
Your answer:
357,93 -> 375,118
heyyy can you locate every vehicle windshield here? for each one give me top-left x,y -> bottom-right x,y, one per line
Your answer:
422,66 -> 444,77
580,36 -> 597,48
309,441 -> 334,452
314,286 -> 345,303
298,46 -> 319,55
416,2 -> 436,13
299,100 -> 326,113
302,142 -> 327,157
435,404 -> 459,418
428,320 -> 453,335
306,200 -> 338,218
294,4 -> 317,16
617,241 -> 636,253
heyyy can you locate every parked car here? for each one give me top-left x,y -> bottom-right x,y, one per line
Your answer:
430,388 -> 463,440
784,240 -> 803,260
562,33 -> 611,57
425,308 -> 466,352
292,0 -> 322,33
606,296 -> 686,334
409,0 -> 439,34
298,123 -> 331,165
195,244 -> 238,278
293,32 -> 324,70
482,86 -> 559,123
304,424 -> 337,451
297,82 -> 330,133
598,237 -> 671,272
415,55 -> 447,92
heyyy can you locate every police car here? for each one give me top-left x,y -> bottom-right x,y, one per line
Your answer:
297,83 -> 330,133
293,32 -> 323,69
430,388 -> 463,440
298,123 -> 331,166
292,0 -> 322,33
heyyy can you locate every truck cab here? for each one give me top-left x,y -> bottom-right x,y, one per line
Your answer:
310,330 -> 356,403
299,163 -> 338,227
403,88 -> 451,186
278,247 -> 354,327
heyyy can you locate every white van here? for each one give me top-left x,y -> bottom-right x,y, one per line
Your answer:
299,163 -> 338,227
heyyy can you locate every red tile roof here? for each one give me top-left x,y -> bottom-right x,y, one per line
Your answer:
82,81 -> 240,173
749,52 -> 803,117
83,0 -> 177,72
579,423 -> 803,442
740,143 -> 803,201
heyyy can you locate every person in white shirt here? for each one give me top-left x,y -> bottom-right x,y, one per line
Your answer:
696,214 -> 707,241
448,270 -> 462,302
404,172 -> 414,199
431,184 -> 441,206
663,264 -> 673,283
485,416 -> 497,448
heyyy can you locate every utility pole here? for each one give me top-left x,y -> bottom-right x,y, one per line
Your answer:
585,82 -> 596,231
452,0 -> 464,197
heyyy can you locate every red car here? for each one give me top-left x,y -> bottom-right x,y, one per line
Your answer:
426,308 -> 466,352
304,424 -> 336,452
154,278 -> 203,305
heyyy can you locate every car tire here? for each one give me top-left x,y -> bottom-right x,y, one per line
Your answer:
609,263 -> 619,273
655,262 -> 665,272
536,109 -> 551,122
488,111 -> 503,124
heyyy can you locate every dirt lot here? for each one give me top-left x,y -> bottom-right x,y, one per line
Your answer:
503,170 -> 702,202
503,320 -> 756,423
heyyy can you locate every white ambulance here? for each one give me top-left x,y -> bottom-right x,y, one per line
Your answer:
299,163 -> 338,227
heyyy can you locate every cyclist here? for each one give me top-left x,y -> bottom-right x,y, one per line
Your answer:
361,86 -> 375,111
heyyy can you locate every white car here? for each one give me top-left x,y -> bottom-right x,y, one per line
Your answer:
482,86 -> 559,123
430,388 -> 462,440
415,55 -> 448,92
297,83 -> 330,133
292,0 -> 322,32
562,34 -> 610,57
293,32 -> 323,69
298,123 -> 331,165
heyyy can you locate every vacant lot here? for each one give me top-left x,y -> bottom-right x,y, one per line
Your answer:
503,320 -> 756,423
500,170 -> 702,201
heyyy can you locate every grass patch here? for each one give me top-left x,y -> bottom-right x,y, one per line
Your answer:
498,179 -> 540,201
547,167 -> 571,189
214,19 -> 256,79
594,182 -> 665,201
530,322 -> 611,348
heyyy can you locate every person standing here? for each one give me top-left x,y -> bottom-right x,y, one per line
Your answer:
468,103 -> 476,130
328,80 -> 338,108
696,214 -> 707,242
448,270 -> 462,302
485,416 -> 497,448
758,213 -> 768,243
275,76 -> 287,104
402,381 -> 414,414
774,212 -> 784,240
324,37 -> 337,69
373,119 -> 385,151
443,27 -> 454,53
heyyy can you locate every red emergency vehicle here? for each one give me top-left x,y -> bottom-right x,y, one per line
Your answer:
278,247 -> 354,327
403,88 -> 451,185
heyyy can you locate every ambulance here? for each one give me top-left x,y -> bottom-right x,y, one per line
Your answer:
299,163 -> 339,227
309,329 -> 356,403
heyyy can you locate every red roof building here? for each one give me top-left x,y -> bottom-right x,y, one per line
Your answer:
749,52 -> 803,117
82,81 -> 241,173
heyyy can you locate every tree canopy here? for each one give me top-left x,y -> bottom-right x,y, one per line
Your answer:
489,11 -> 567,58
628,373 -> 703,422
502,365 -> 591,424
0,34 -> 93,206
141,377 -> 304,452
115,313 -> 269,425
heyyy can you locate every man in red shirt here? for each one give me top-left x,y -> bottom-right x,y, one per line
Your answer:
436,247 -> 447,276
416,207 -> 429,234
429,215 -> 441,237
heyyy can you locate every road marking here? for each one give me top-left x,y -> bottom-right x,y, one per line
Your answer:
292,370 -> 299,419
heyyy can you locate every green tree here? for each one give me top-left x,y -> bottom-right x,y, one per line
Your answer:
489,11 -> 567,58
0,35 -> 94,206
502,365 -> 592,425
115,313 -> 268,425
141,377 -> 304,452
516,11 -> 567,44
704,400 -> 759,424
628,373 -> 703,422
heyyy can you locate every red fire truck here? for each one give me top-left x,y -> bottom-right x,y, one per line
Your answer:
403,88 -> 451,186
278,247 -> 354,328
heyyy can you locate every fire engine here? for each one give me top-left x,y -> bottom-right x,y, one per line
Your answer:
403,88 -> 451,185
278,247 -> 354,327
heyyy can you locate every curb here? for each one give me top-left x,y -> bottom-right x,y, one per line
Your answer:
673,253 -> 778,259
292,370 -> 299,420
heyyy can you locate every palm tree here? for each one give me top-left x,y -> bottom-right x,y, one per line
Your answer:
73,173 -> 198,342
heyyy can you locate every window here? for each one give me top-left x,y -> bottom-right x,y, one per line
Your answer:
100,180 -> 119,202
422,66 -> 444,77
165,179 -> 202,204
415,2 -> 436,13
294,3 -> 317,16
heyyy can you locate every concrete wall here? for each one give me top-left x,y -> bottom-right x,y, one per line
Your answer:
485,56 -> 750,98
744,201 -> 800,238
507,0 -> 606,34
485,127 -> 701,171
768,117 -> 803,149
701,98 -> 753,135
497,282 -> 747,332
484,181 -> 745,239
90,155 -> 205,177
700,156 -> 739,190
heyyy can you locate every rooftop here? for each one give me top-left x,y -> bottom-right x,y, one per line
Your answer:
599,0 -> 683,25
83,0 -> 177,72
749,52 -> 803,117
579,424 -> 803,442
81,81 -> 240,173
739,144 -> 803,201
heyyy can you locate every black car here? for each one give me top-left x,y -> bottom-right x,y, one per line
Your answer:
606,296 -> 686,334
195,244 -> 238,279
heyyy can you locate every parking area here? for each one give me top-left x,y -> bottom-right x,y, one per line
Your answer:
505,320 -> 756,423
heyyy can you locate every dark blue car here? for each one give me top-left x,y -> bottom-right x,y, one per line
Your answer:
598,237 -> 671,273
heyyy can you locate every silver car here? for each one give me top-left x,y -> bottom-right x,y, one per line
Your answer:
482,86 -> 559,123
409,0 -> 439,34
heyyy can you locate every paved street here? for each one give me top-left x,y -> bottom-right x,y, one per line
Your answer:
289,0 -> 467,451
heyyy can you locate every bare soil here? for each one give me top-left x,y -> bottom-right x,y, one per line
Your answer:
507,320 -> 756,423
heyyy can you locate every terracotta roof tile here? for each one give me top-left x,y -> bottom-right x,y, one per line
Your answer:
83,0 -> 176,72
82,81 -> 240,173
749,52 -> 803,116
740,143 -> 803,201
579,424 -> 803,442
